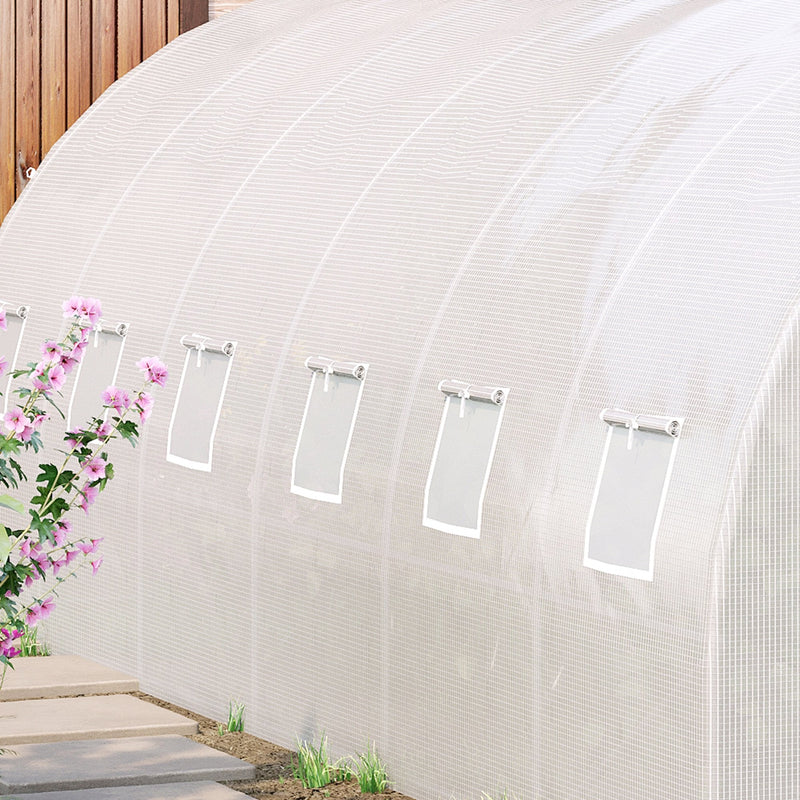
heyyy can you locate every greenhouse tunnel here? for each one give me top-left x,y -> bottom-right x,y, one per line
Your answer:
1,0 -> 800,798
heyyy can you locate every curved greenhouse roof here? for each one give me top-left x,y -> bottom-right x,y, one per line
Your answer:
1,1 -> 799,798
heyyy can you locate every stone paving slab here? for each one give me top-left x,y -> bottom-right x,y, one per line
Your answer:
0,781 -> 252,799
0,656 -> 139,701
0,735 -> 256,792
0,695 -> 198,745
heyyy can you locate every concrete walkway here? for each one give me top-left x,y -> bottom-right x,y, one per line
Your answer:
0,655 -> 138,701
0,656 -> 255,799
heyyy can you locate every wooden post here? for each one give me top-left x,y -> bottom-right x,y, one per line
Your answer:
180,0 -> 207,34
117,0 -> 141,77
0,0 -> 15,218
167,0 -> 180,41
66,0 -> 92,127
41,0 -> 68,155
142,0 -> 167,59
92,0 -> 116,100
16,0 -> 41,196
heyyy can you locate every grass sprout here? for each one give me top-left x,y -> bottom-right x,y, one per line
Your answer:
292,734 -> 352,787
226,699 -> 245,732
293,734 -> 335,788
19,625 -> 49,657
353,742 -> 390,793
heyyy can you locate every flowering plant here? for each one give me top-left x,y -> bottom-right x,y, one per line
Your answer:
0,297 -> 167,668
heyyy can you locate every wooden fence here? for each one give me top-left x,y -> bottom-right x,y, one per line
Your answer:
1,0 -> 208,222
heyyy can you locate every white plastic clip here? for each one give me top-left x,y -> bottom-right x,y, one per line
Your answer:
459,387 -> 470,419
192,333 -> 209,368
93,320 -> 102,349
627,415 -> 639,450
323,362 -> 333,393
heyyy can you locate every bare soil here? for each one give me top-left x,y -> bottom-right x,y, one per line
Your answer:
132,691 -> 415,800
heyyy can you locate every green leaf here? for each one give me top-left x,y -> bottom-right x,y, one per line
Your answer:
0,525 -> 10,566
0,494 -> 25,515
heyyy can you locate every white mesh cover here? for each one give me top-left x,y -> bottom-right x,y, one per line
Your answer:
1,1 -> 800,798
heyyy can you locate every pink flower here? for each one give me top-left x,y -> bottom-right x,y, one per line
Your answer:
79,482 -> 99,514
62,296 -> 84,318
0,627 -> 22,658
54,519 -> 72,546
48,363 -> 66,392
82,456 -> 106,479
136,392 -> 155,422
91,557 -> 103,575
19,538 -> 32,558
18,425 -> 33,443
80,298 -> 102,324
0,308 -> 6,331
136,356 -> 168,387
40,340 -> 62,361
32,361 -> 66,395
76,537 -> 102,555
65,548 -> 80,564
96,421 -> 112,439
65,429 -> 82,449
60,354 -> 79,374
70,339 -> 87,361
4,408 -> 29,434
101,386 -> 130,413
0,356 -> 8,378
31,413 -> 48,431
34,551 -> 50,571
51,558 -> 67,576
26,597 -> 55,625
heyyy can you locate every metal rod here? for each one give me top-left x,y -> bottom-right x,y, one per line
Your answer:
305,356 -> 367,380
438,379 -> 506,405
181,334 -> 236,357
601,408 -> 682,438
78,319 -> 128,336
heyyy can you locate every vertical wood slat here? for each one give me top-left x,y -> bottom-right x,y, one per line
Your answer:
0,0 -> 15,219
142,0 -> 166,59
66,0 -> 92,127
16,0 -> 40,196
92,0 -> 116,100
167,0 -> 179,42
41,0 -> 67,154
117,0 -> 141,77
180,0 -> 207,34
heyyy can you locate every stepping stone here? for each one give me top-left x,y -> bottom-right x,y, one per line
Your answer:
0,781 -> 252,799
0,695 -> 198,745
0,656 -> 138,701
0,735 -> 256,792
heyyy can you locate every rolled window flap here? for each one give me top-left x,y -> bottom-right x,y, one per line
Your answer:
180,334 -> 236,357
78,318 -> 128,336
438,379 -> 506,405
305,356 -> 367,380
601,408 -> 683,438
0,302 -> 30,319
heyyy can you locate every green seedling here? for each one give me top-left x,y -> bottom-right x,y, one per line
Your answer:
353,742 -> 390,793
292,733 -> 354,788
19,625 -> 49,657
226,699 -> 245,732
217,723 -> 226,737
293,734 -> 334,788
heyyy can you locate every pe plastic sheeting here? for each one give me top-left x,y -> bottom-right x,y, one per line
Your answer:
2,1 -> 800,798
